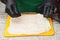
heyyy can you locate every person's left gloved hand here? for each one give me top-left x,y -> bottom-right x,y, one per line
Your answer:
43,0 -> 54,18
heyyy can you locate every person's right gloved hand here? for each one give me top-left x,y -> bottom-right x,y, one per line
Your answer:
43,0 -> 54,18
1,0 -> 21,18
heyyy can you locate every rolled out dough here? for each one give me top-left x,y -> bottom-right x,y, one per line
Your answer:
8,14 -> 51,34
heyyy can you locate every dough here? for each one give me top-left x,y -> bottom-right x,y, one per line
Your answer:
8,14 -> 51,34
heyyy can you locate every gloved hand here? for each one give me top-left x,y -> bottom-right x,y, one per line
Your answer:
56,0 -> 60,22
43,0 -> 54,18
0,0 -> 21,18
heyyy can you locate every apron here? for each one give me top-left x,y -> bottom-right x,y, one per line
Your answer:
15,0 -> 44,13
